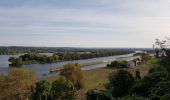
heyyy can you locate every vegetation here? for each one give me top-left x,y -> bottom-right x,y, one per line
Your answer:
60,63 -> 84,89
0,46 -> 136,55
107,60 -> 128,68
51,77 -> 75,100
0,68 -> 37,100
8,49 -> 132,67
9,53 -> 59,67
106,70 -> 134,98
0,50 -> 25,55
86,38 -> 170,100
1,39 -> 169,100
32,77 -> 75,100
86,90 -> 114,100
0,68 -> 78,100
32,80 -> 51,100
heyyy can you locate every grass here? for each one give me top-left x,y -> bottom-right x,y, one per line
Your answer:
83,67 -> 117,90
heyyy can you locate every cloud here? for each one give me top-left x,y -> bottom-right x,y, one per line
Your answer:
0,0 -> 170,47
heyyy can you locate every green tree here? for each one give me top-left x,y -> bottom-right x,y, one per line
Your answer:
51,77 -> 75,100
32,80 -> 51,100
60,63 -> 84,89
106,70 -> 134,98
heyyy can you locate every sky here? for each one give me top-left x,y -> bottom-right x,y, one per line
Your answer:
0,0 -> 170,48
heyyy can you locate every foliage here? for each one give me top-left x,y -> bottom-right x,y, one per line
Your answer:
107,60 -> 128,68
106,70 -> 134,98
0,68 -> 37,100
120,95 -> 150,100
8,49 -> 132,67
9,57 -> 23,67
32,80 -> 51,100
32,77 -> 75,100
86,90 -> 115,100
141,53 -> 152,62
150,81 -> 170,100
160,93 -> 170,100
9,53 -> 60,67
145,58 -> 158,66
60,63 -> 84,89
0,46 -> 133,55
51,77 -> 75,100
132,70 -> 169,97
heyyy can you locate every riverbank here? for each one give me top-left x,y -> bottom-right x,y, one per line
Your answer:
49,55 -> 140,73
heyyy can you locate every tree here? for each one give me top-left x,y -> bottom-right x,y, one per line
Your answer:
150,81 -> 170,100
106,70 -> 134,98
51,77 -> 75,100
132,70 -> 169,97
60,63 -> 84,89
0,68 -> 37,100
9,58 -> 23,67
32,80 -> 51,100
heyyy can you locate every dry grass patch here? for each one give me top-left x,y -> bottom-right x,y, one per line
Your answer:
83,67 -> 117,90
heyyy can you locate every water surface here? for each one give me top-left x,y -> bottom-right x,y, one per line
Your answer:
0,53 -> 135,77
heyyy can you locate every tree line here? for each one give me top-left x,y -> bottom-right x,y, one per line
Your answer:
9,50 -> 131,67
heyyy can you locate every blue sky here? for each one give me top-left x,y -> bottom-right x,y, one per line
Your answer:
0,0 -> 170,48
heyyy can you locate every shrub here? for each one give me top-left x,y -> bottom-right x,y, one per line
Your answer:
106,70 -> 134,98
86,90 -> 115,100
51,77 -> 75,100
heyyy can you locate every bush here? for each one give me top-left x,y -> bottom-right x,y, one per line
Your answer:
86,90 -> 115,100
32,80 -> 51,100
150,81 -> 170,100
51,77 -> 75,100
132,71 -> 169,97
120,95 -> 150,100
107,60 -> 128,68
106,70 -> 134,98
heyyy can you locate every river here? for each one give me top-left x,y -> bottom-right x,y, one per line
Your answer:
0,53 -> 135,77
